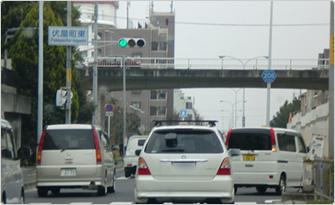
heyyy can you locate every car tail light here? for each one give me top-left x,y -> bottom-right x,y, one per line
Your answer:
136,62 -> 140,65
137,157 -> 151,175
36,130 -> 46,165
93,129 -> 102,163
216,157 -> 231,175
270,128 -> 276,152
225,129 -> 232,146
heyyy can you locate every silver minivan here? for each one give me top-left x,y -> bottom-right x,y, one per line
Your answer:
1,119 -> 30,204
36,124 -> 116,197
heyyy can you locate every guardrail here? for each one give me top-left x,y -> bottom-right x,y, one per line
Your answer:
313,158 -> 334,202
87,57 -> 330,70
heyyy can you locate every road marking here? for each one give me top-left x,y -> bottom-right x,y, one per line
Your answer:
70,203 -> 93,204
116,176 -> 130,180
265,199 -> 281,204
235,202 -> 257,204
110,202 -> 134,204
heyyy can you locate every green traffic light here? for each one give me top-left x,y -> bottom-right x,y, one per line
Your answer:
119,39 -> 127,47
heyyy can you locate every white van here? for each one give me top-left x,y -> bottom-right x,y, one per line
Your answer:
123,135 -> 147,177
225,127 -> 308,195
1,119 -> 30,204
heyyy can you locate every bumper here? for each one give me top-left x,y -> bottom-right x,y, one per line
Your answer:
234,171 -> 280,187
135,175 -> 234,199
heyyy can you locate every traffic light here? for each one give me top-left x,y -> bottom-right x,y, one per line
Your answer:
118,38 -> 146,48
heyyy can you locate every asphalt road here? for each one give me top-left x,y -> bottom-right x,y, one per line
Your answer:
23,167 -> 295,204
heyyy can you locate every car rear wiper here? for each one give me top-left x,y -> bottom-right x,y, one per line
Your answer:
160,149 -> 185,152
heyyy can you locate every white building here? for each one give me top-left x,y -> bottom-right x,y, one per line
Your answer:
173,89 -> 196,120
73,1 -> 119,66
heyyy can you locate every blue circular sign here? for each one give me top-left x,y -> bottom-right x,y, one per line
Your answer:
262,70 -> 277,83
105,104 -> 114,112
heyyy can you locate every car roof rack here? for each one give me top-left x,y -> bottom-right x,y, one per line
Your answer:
154,120 -> 218,127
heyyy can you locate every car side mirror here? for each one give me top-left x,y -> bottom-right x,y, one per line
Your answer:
17,146 -> 31,160
135,149 -> 141,156
229,148 -> 240,157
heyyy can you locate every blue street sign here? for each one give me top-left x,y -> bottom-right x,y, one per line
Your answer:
179,109 -> 187,118
48,26 -> 89,46
262,70 -> 277,83
105,104 -> 114,112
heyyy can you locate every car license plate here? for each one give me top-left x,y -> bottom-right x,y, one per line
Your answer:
243,155 -> 255,161
60,168 -> 76,176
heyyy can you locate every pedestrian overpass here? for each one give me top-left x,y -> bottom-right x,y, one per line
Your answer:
79,57 -> 329,91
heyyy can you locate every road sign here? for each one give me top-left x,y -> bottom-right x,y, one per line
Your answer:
179,109 -> 187,118
105,112 -> 113,117
105,104 -> 114,112
262,70 -> 277,83
56,89 -> 73,106
48,26 -> 89,46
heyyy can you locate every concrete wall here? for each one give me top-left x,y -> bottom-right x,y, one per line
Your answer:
287,102 -> 329,158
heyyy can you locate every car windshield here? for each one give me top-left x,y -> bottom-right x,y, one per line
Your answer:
228,132 -> 272,151
43,129 -> 95,150
144,129 -> 223,154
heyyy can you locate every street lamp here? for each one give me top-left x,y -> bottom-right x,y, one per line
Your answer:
219,55 -> 268,127
220,100 -> 244,128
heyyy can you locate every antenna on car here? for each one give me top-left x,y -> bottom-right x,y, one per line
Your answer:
153,120 -> 218,127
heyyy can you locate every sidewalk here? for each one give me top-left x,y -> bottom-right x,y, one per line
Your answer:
22,159 -> 124,190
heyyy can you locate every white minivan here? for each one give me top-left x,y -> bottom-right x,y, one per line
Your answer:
123,135 -> 147,177
1,119 -> 30,204
226,127 -> 308,195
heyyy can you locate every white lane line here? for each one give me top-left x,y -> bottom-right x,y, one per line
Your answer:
110,202 -> 133,204
235,202 -> 257,204
116,176 -> 130,180
265,199 -> 281,204
70,203 -> 93,204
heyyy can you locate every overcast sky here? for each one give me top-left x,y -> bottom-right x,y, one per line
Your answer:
116,1 -> 330,131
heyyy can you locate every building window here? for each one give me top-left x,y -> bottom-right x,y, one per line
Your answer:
166,18 -> 169,25
159,42 -> 167,51
158,91 -> 167,99
313,90 -> 318,97
133,53 -> 142,58
150,106 -> 157,116
156,18 -> 159,25
186,102 -> 192,109
150,90 -> 158,99
157,107 -> 166,116
132,90 -> 141,94
131,102 -> 141,109
98,32 -> 102,39
151,42 -> 158,51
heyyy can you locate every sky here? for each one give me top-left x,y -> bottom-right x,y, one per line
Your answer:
116,1 -> 331,131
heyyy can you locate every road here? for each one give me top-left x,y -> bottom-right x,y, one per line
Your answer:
24,167 -> 302,204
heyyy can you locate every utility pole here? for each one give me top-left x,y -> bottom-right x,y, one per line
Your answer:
65,1 -> 72,124
328,1 -> 334,158
266,1 -> 273,127
92,1 -> 98,126
37,1 -> 43,142
127,2 -> 130,28
122,57 -> 127,158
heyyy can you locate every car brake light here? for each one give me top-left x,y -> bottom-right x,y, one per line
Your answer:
93,129 -> 102,163
225,129 -> 232,146
216,157 -> 231,175
137,157 -> 151,175
270,128 -> 276,152
136,62 -> 140,65
36,130 -> 46,165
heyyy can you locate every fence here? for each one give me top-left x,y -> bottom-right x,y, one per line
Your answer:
313,158 -> 334,202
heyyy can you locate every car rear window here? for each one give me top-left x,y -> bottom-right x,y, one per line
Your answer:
228,131 -> 272,151
144,129 -> 223,154
43,129 -> 95,150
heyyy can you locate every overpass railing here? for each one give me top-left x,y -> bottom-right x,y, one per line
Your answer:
92,57 -> 330,70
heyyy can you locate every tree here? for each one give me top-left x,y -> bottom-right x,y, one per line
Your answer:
108,98 -> 141,145
270,97 -> 301,128
5,2 -> 87,152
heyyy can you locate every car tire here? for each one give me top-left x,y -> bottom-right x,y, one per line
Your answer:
37,188 -> 48,197
276,175 -> 286,195
125,169 -> 131,178
97,185 -> 106,196
256,186 -> 267,194
19,189 -> 25,204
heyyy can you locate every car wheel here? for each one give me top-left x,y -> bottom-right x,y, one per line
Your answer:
51,188 -> 60,195
97,185 -> 106,196
276,175 -> 286,195
19,189 -> 25,204
37,187 -> 48,197
256,186 -> 267,194
2,192 -> 6,204
125,169 -> 131,178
